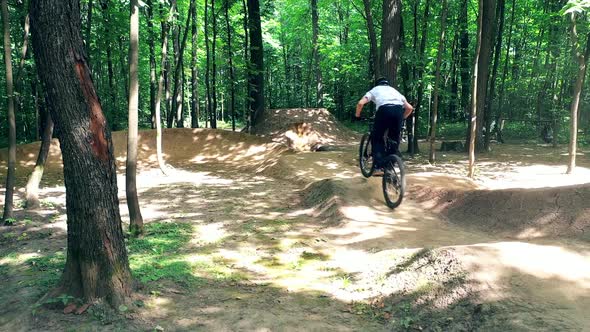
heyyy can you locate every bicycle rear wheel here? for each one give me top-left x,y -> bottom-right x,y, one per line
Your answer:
382,155 -> 405,209
359,133 -> 375,178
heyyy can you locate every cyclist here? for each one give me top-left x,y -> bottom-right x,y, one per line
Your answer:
355,77 -> 414,171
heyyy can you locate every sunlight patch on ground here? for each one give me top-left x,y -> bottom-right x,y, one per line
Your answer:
478,165 -> 590,189
458,242 -> 590,301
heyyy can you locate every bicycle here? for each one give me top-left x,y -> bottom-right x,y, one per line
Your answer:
358,119 -> 406,209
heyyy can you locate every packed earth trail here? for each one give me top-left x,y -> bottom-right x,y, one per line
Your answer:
1,126 -> 589,331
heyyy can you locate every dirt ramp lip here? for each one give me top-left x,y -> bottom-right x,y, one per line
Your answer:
410,180 -> 590,240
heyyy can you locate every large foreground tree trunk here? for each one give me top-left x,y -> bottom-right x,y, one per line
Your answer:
30,0 -> 133,307
1,0 -> 16,223
127,0 -> 144,236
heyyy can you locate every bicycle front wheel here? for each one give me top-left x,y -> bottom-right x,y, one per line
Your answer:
359,133 -> 374,178
382,155 -> 405,209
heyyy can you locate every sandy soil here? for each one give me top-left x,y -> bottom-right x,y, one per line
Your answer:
0,127 -> 589,331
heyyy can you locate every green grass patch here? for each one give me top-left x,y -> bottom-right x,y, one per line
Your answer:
127,222 -> 201,287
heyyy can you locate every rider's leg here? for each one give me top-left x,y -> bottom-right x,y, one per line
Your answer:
372,107 -> 388,168
387,105 -> 405,156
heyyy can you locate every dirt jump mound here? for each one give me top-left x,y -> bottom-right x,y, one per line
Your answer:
410,182 -> 590,240
250,108 -> 358,151
0,128 -> 288,182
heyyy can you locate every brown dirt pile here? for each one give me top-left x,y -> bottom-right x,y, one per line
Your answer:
410,182 -> 590,239
250,108 -> 359,150
0,128 -> 288,183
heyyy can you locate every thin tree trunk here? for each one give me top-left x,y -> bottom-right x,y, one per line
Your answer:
86,0 -> 93,61
212,0 -> 218,128
429,0 -> 448,164
127,0 -> 144,236
2,0 -> 16,223
169,0 -> 179,128
25,108 -> 54,209
147,0 -> 157,129
459,0 -> 470,118
225,0 -> 236,131
469,0 -> 485,178
172,1 -> 194,128
362,0 -> 378,82
191,0 -> 199,128
242,0 -> 249,127
311,0 -> 323,107
247,0 -> 265,127
412,0 -> 431,154
31,0 -> 133,306
205,0 -> 212,128
14,10 -> 30,145
484,0 -> 505,150
567,13 -> 590,174
155,5 -> 171,176
496,0 -> 515,143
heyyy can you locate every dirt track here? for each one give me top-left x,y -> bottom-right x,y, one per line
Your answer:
1,128 -> 590,331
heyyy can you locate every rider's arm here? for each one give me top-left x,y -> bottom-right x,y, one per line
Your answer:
403,100 -> 414,119
355,97 -> 369,118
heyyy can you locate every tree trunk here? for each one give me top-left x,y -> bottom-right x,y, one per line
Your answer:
362,0 -> 378,83
469,0 -> 486,178
25,108 -> 54,209
212,0 -> 218,128
127,0 -> 144,236
496,0 -> 515,143
484,0 -> 505,150
247,0 -> 265,127
172,1 -> 194,128
30,0 -> 133,306
311,0 -> 323,107
380,0 -> 402,85
204,0 -> 213,128
411,0 -> 431,154
2,0 -> 16,223
429,0 -> 448,164
471,0 -> 496,153
242,0 -> 249,126
147,0 -> 157,129
155,5 -> 171,176
459,0 -> 470,119
567,13 -> 590,174
85,0 -> 93,62
191,0 -> 199,128
225,0 -> 236,131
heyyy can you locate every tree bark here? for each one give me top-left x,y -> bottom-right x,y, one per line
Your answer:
429,0 -> 448,164
30,0 -> 133,306
247,0 -> 264,128
191,0 -> 199,128
380,0 -> 402,85
2,0 -> 16,223
25,108 -> 54,209
311,0 -> 323,107
127,0 -> 144,236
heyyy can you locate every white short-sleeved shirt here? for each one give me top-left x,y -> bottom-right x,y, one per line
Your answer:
364,85 -> 407,109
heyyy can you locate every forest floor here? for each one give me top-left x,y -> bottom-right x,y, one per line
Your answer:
1,123 -> 590,331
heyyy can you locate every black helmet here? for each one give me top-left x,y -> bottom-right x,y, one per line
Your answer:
375,77 -> 390,86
